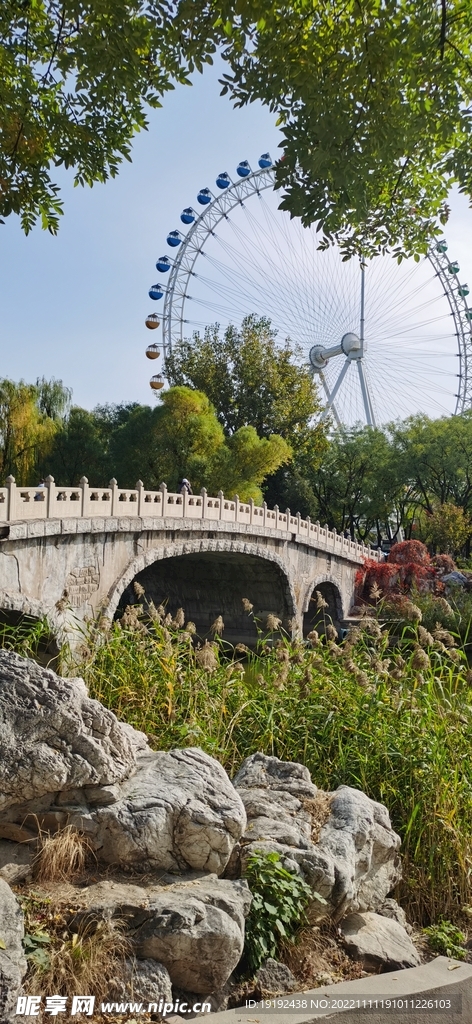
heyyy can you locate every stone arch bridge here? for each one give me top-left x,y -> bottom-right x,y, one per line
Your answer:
0,477 -> 380,646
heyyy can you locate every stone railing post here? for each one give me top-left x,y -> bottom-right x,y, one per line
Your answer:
201,487 -> 207,519
263,501 -> 267,527
218,490 -> 224,519
285,507 -> 290,533
109,478 -> 118,516
234,494 -> 239,522
45,475 -> 55,517
274,504 -> 279,529
296,511 -> 301,535
306,515 -> 311,535
80,476 -> 89,517
6,476 -> 16,522
249,498 -> 254,524
159,481 -> 167,516
136,480 -> 144,516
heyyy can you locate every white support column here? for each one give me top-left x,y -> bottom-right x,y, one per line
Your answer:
159,482 -> 167,516
201,487 -> 207,519
136,480 -> 144,516
45,475 -> 55,518
234,494 -> 239,522
249,498 -> 254,525
6,476 -> 16,522
218,490 -> 224,520
80,476 -> 89,517
109,478 -> 118,516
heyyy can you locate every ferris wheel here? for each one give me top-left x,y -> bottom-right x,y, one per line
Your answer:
144,155 -> 472,425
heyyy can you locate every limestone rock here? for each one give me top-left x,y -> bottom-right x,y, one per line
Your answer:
378,898 -> 412,934
0,840 -> 33,885
255,958 -> 298,995
233,753 -> 401,920
0,878 -> 27,1022
0,650 -> 145,812
72,873 -> 252,994
91,748 -> 246,873
340,911 -> 421,970
110,958 -> 172,1006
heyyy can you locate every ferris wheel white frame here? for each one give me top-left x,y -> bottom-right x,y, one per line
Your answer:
158,165 -> 472,420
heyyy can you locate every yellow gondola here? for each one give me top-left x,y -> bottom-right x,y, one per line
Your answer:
146,344 -> 160,360
150,374 -> 164,390
145,314 -> 160,329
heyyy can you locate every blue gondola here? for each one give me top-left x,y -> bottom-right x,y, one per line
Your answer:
181,208 -> 196,224
156,256 -> 171,273
258,153 -> 272,168
237,160 -> 251,177
149,284 -> 164,300
167,231 -> 182,247
458,284 -> 470,298
216,172 -> 231,189
197,188 -> 212,205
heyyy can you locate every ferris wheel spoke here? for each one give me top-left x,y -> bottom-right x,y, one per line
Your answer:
150,157 -> 469,424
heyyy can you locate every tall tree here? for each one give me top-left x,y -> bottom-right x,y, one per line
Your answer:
0,377 -> 65,483
110,385 -> 290,500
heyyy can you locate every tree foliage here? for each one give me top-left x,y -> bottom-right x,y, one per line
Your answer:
219,0 -> 472,258
0,0 -> 217,232
5,1 -> 472,251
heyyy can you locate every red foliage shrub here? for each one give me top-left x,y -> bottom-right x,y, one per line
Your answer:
355,545 -> 438,604
387,540 -> 430,566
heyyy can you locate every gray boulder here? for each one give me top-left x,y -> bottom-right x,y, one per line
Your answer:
72,874 -> 252,995
0,841 -> 33,885
340,911 -> 420,970
0,879 -> 27,1023
91,748 -> 246,874
0,650 -> 146,813
233,753 -> 401,921
110,958 -> 172,1006
255,958 -> 298,995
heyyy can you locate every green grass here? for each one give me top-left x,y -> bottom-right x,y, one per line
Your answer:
2,613 -> 472,926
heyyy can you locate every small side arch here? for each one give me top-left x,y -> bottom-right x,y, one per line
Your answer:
302,576 -> 344,637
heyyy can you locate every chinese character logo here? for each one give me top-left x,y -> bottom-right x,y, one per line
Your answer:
16,996 -> 41,1016
71,996 -> 95,1016
45,995 -> 68,1015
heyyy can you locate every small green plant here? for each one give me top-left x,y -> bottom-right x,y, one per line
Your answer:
23,930 -> 52,970
242,850 -> 315,974
423,919 -> 467,960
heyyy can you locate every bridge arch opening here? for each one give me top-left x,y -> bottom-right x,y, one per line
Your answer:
116,551 -> 295,646
303,580 -> 343,638
0,600 -> 59,669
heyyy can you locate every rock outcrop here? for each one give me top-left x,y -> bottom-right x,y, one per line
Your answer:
232,753 -> 402,921
0,878 -> 27,1023
71,874 -> 252,994
0,652 -> 246,875
340,911 -> 421,970
0,649 -> 146,814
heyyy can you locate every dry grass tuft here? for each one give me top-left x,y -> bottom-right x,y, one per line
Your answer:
34,825 -> 93,883
303,792 -> 333,845
280,922 -> 364,989
27,917 -> 131,1006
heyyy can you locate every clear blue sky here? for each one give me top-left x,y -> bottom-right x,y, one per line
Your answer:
1,59 -> 472,414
